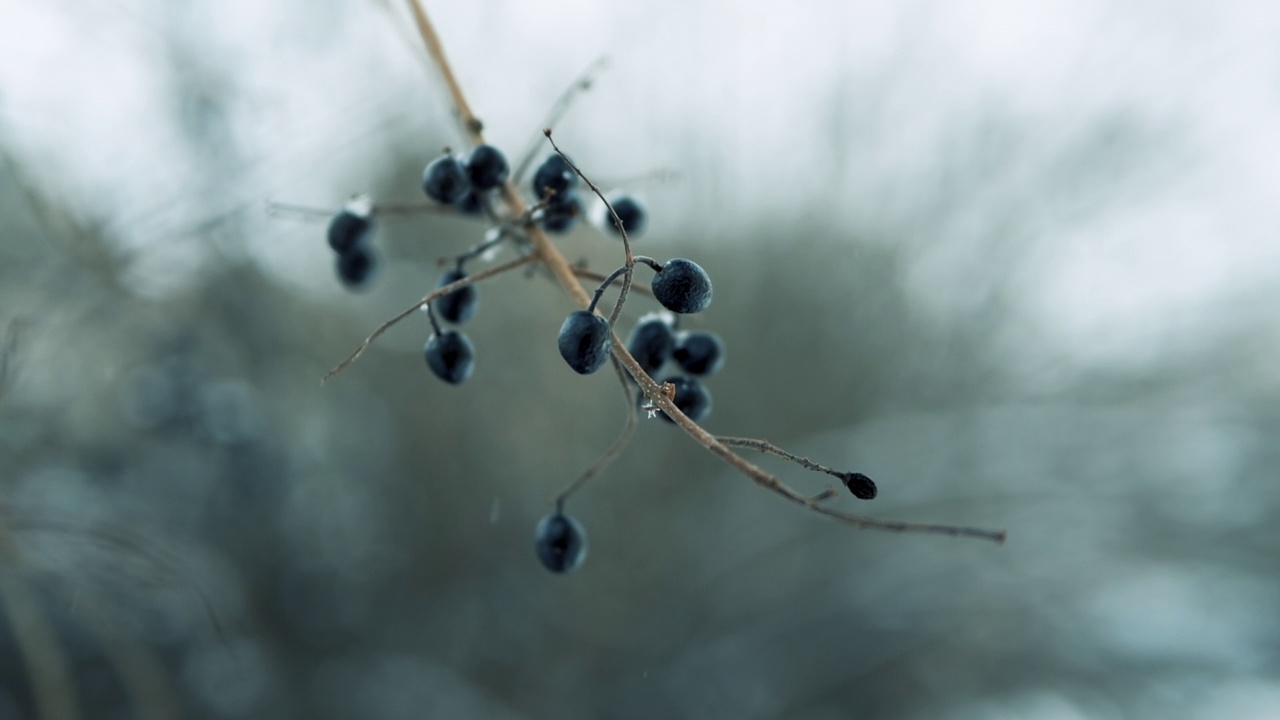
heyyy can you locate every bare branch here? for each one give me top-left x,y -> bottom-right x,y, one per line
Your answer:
717,436 -> 878,500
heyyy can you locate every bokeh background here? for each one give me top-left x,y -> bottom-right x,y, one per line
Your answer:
2,0 -> 1279,717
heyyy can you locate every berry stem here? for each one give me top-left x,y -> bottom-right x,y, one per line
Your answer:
323,253 -> 536,382
425,300 -> 443,336
553,354 -> 639,505
571,267 -> 654,299
395,0 -> 1006,544
717,436 -> 878,500
587,265 -> 631,314
542,130 -> 637,326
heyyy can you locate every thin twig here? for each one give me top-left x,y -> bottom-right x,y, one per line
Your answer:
542,130 -> 638,327
399,0 -> 1006,543
572,267 -> 654,299
513,56 -> 610,184
718,436 -> 878,500
554,354 -> 638,505
323,253 -> 536,382
403,0 -> 484,142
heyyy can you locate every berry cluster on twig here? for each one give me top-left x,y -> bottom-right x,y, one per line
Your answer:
272,0 -> 1007,575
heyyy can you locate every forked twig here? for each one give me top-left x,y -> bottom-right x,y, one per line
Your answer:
571,267 -> 654,299
323,254 -> 536,382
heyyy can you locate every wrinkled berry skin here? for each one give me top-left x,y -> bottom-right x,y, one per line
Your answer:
651,258 -> 712,314
335,246 -> 378,290
626,316 -> 675,378
436,268 -> 478,325
532,154 -> 576,200
557,311 -> 612,375
605,195 -> 647,238
535,512 -> 587,574
422,155 -> 470,205
424,331 -> 475,385
541,194 -> 581,234
466,144 -> 509,190
327,210 -> 375,255
642,376 -> 712,424
673,331 -> 724,376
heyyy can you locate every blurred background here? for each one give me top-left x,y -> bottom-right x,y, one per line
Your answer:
1,0 -> 1279,717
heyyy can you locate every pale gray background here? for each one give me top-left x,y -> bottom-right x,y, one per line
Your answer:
0,0 -> 1278,717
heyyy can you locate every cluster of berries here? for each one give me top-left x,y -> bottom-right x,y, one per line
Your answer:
327,197 -> 379,289
321,136 -> 726,575
626,314 -> 724,423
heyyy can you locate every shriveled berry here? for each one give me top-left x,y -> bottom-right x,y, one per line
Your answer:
532,154 -> 576,200
327,209 -> 375,255
422,154 -> 470,205
605,194 -> 647,238
626,314 -> 675,378
541,193 -> 581,234
465,144 -> 509,191
424,330 -> 475,385
672,331 -> 724,376
557,311 -> 612,375
535,512 -> 587,574
840,472 -> 878,500
335,246 -> 378,290
641,376 -> 712,424
651,258 -> 712,314
436,268 -> 478,324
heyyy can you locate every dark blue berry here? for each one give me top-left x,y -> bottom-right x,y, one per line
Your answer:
532,154 -> 576,200
456,189 -> 484,216
327,210 -> 375,254
422,154 -> 470,205
626,314 -> 675,379
557,310 -> 612,375
672,331 -> 724,376
641,376 -> 712,424
465,144 -> 509,191
424,330 -> 475,385
436,268 -> 478,324
335,246 -> 378,290
541,193 -> 581,234
535,512 -> 587,574
651,258 -> 712,314
605,194 -> 646,238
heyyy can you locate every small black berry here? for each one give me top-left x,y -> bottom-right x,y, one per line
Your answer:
327,209 -> 375,255
541,193 -> 581,234
424,330 -> 475,385
436,268 -> 479,324
651,258 -> 712,314
672,331 -> 724,376
465,144 -> 509,191
557,311 -> 612,375
422,154 -> 470,205
626,314 -> 675,379
605,194 -> 647,238
535,512 -> 587,574
641,376 -> 712,424
532,153 -> 576,200
840,472 -> 878,500
335,246 -> 378,290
